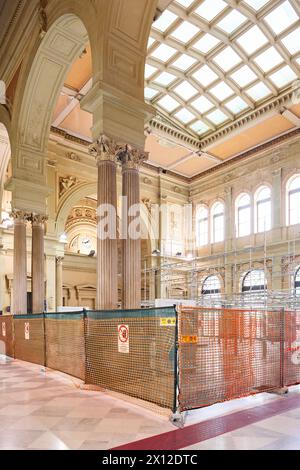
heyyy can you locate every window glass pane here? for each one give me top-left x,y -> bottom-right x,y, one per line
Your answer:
237,25 -> 268,55
190,120 -> 210,135
153,10 -> 178,32
207,109 -> 228,125
144,87 -> 159,100
289,192 -> 300,225
217,10 -> 247,34
171,21 -> 200,43
175,0 -> 195,7
246,82 -> 271,101
289,176 -> 300,191
157,95 -> 180,112
264,1 -> 298,35
244,0 -> 270,11
174,108 -> 196,124
295,268 -> 300,295
257,199 -> 271,232
150,44 -> 177,62
191,96 -> 214,114
230,65 -> 258,88
202,275 -> 221,294
171,54 -> 197,71
194,0 -> 227,22
173,81 -> 198,100
145,64 -> 158,79
281,27 -> 300,55
196,207 -> 209,247
238,206 -> 251,236
225,96 -> 249,114
209,82 -> 234,101
269,65 -> 297,89
254,47 -> 284,73
193,34 -> 221,54
193,65 -> 218,87
213,46 -> 242,72
154,72 -> 177,86
242,270 -> 266,291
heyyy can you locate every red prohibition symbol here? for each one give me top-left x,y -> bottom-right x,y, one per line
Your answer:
118,324 -> 129,343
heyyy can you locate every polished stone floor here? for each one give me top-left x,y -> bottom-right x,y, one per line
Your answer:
1,357 -> 300,450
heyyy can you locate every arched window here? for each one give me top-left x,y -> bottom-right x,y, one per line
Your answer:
255,186 -> 271,233
295,268 -> 300,296
242,270 -> 267,292
202,275 -> 221,295
211,201 -> 225,243
236,193 -> 251,237
196,205 -> 209,247
287,175 -> 300,226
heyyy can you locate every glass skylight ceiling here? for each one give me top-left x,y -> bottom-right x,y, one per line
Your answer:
146,0 -> 300,138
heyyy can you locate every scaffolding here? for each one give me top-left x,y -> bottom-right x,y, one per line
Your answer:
142,235 -> 300,310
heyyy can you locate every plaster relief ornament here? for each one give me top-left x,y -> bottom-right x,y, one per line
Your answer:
142,198 -> 152,213
39,0 -> 48,39
66,152 -> 81,162
59,176 -> 78,197
89,135 -> 120,164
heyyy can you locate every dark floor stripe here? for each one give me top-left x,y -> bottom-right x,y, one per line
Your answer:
112,393 -> 300,450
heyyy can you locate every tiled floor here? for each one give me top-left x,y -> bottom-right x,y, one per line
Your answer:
1,356 -> 300,450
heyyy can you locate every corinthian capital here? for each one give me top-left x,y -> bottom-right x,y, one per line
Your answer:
10,210 -> 31,223
89,135 -> 119,165
31,214 -> 48,226
117,144 -> 149,170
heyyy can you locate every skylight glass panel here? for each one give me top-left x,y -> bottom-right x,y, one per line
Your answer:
174,108 -> 196,124
282,27 -> 300,55
254,47 -> 284,73
192,34 -> 221,54
207,109 -> 228,125
145,64 -> 158,79
157,95 -> 180,112
193,65 -> 218,87
171,54 -> 197,71
269,65 -> 297,88
213,46 -> 242,72
147,37 -> 155,49
243,0 -> 270,11
237,26 -> 268,55
144,87 -> 159,100
264,1 -> 298,35
154,72 -> 177,86
175,0 -> 195,7
194,0 -> 227,22
225,96 -> 249,114
152,10 -> 178,32
209,81 -> 234,101
191,96 -> 214,113
230,65 -> 258,87
246,82 -> 271,101
190,120 -> 210,135
216,10 -> 247,34
173,81 -> 198,100
171,21 -> 200,43
150,44 -> 177,62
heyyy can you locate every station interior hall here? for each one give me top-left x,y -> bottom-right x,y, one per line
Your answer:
1,0 -> 300,451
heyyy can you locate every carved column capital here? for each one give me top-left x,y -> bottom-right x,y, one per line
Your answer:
117,144 -> 149,170
89,135 -> 120,165
31,214 -> 48,226
56,256 -> 64,264
10,210 -> 31,223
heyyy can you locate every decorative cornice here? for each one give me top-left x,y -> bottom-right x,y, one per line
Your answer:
117,144 -> 149,170
88,135 -> 120,165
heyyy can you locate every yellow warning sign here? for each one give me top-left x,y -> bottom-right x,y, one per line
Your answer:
180,335 -> 198,344
160,318 -> 176,327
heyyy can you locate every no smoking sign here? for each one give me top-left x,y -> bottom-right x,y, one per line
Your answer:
118,324 -> 129,354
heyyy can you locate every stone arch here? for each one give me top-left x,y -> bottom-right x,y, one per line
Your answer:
55,181 -> 157,252
0,107 -> 12,214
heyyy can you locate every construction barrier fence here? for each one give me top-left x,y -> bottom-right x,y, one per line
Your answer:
1,306 -> 300,414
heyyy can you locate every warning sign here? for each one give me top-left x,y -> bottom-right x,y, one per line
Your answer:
180,335 -> 198,344
2,322 -> 6,337
118,324 -> 129,354
160,318 -> 176,327
24,322 -> 30,340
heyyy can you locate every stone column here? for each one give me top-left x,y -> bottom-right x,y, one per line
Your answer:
11,210 -> 29,315
89,136 -> 119,310
118,145 -> 148,309
31,214 -> 47,313
56,257 -> 64,309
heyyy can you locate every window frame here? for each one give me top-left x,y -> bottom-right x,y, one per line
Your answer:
211,201 -> 225,243
254,185 -> 272,233
287,175 -> 300,226
242,269 -> 267,293
196,205 -> 209,247
236,192 -> 251,238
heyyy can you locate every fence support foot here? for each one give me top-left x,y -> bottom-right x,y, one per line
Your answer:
268,387 -> 289,396
170,411 -> 185,428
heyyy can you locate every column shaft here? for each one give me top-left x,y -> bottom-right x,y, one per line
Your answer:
13,214 -> 27,315
56,257 -> 63,309
97,160 -> 118,309
122,167 -> 141,309
31,217 -> 45,313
